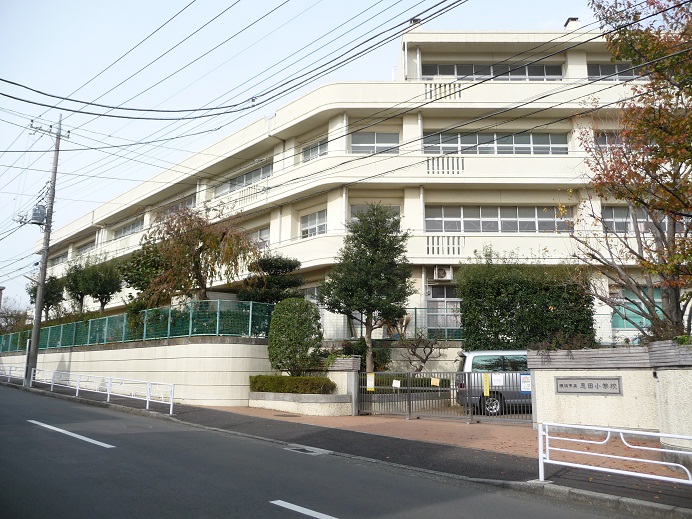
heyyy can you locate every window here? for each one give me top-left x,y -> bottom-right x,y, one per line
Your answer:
602,206 -> 630,233
215,164 -> 272,197
76,241 -> 95,256
113,217 -> 144,240
302,139 -> 328,162
427,285 -> 461,340
302,286 -> 320,303
248,226 -> 269,250
471,355 -> 504,372
425,206 -> 572,233
351,132 -> 399,154
422,63 -> 562,81
601,206 -> 689,234
588,62 -> 642,81
423,132 -> 568,155
49,251 -> 68,266
301,209 -> 327,238
156,194 -> 196,220
595,132 -> 623,148
612,289 -> 662,330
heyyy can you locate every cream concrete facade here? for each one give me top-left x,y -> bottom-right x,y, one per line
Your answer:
45,26 -> 638,342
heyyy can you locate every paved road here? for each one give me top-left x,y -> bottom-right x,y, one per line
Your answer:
0,387 -> 637,518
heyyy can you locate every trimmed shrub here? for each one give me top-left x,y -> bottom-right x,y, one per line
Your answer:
249,375 -> 336,394
268,298 -> 323,375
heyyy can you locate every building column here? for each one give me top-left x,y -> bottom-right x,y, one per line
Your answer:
328,112 -> 349,154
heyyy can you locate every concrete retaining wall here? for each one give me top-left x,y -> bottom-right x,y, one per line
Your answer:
0,336 -> 273,407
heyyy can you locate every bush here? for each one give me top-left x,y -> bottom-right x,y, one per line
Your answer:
249,375 -> 336,394
268,298 -> 323,375
342,338 -> 391,371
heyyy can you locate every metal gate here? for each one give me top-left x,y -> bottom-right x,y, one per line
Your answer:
358,371 -> 532,422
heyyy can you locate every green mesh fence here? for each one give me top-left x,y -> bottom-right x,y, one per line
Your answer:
0,300 -> 276,352
0,330 -> 30,353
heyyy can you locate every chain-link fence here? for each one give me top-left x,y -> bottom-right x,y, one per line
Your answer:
0,303 -> 465,353
0,300 -> 274,352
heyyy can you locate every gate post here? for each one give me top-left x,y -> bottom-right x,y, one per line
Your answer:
406,371 -> 412,419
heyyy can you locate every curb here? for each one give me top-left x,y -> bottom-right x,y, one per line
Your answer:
3,381 -> 691,518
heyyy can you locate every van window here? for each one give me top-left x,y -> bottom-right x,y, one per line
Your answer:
504,355 -> 528,371
471,355 -> 503,372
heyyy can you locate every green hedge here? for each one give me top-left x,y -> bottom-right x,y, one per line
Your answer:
249,375 -> 336,394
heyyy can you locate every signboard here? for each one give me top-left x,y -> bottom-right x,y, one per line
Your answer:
491,373 -> 504,386
392,379 -> 401,389
366,372 -> 375,392
520,374 -> 532,393
430,377 -> 440,387
482,373 -> 490,397
555,377 -> 622,395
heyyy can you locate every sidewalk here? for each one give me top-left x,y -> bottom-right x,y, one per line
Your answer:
171,404 -> 692,514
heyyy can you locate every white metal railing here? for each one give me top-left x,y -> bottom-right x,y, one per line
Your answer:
538,422 -> 692,486
0,364 -> 26,382
31,369 -> 175,415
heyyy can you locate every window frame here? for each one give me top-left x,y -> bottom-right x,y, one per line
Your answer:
425,205 -> 573,234
300,209 -> 327,239
351,132 -> 400,155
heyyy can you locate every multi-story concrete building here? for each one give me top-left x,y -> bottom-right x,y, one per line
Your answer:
46,19 -> 640,343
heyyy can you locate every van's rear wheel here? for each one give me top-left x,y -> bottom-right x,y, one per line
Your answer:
481,394 -> 503,416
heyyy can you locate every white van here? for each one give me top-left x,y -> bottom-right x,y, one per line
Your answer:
456,350 -> 531,416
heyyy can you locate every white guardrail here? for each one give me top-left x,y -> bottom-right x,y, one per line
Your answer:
0,365 -> 26,382
538,422 -> 692,486
31,368 -> 175,415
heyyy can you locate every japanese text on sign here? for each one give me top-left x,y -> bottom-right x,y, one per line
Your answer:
555,377 -> 622,395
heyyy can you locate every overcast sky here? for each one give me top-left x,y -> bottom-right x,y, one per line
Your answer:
0,0 -> 598,307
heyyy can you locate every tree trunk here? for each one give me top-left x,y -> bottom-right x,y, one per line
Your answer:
365,317 -> 374,373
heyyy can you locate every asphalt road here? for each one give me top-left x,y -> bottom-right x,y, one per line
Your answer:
0,387 -> 637,519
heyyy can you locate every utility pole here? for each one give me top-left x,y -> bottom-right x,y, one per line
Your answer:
25,114 -> 65,387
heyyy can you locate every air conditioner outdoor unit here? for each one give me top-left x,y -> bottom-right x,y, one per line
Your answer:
433,265 -> 453,281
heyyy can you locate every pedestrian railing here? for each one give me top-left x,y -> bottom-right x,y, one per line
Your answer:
0,364 -> 26,382
31,368 -> 175,415
538,422 -> 692,486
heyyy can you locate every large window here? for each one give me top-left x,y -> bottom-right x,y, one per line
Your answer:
427,285 -> 461,340
587,62 -> 642,81
301,209 -> 327,238
595,132 -> 623,148
423,132 -> 568,155
248,226 -> 270,250
215,164 -> 272,198
351,132 -> 399,154
302,139 -> 328,162
76,241 -> 95,256
612,289 -> 662,330
156,194 -> 196,220
602,206 -> 689,234
113,217 -> 144,240
425,205 -> 572,233
422,63 -> 563,81
49,251 -> 68,267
